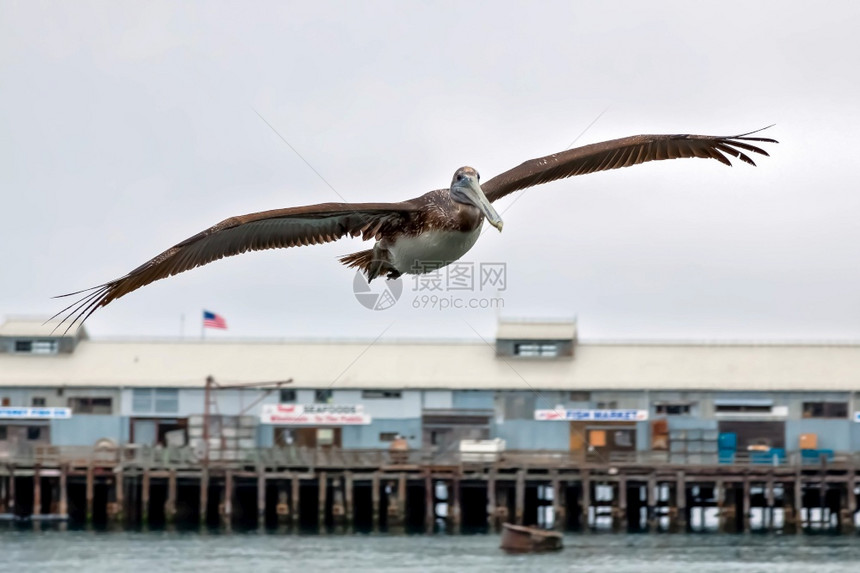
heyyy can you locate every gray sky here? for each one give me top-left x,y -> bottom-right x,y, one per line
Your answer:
2,1 -> 859,342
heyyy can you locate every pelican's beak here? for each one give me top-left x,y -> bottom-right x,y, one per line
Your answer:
463,177 -> 504,232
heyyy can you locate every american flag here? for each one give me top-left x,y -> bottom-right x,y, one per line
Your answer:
202,310 -> 227,330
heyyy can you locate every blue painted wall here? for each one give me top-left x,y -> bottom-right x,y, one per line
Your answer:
786,420 -> 851,452
50,415 -> 128,446
452,391 -> 494,410
341,418 -> 423,449
492,420 -> 568,450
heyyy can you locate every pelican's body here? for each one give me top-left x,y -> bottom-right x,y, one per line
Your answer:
53,128 -> 777,330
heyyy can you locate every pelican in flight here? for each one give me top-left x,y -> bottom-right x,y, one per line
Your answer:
54,128 -> 776,330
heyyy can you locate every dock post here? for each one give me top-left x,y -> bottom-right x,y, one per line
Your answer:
397,472 -> 407,527
344,471 -> 354,530
33,464 -> 41,517
112,467 -> 125,524
674,471 -> 686,533
742,476 -> 751,533
424,472 -> 434,533
557,476 -> 567,531
318,471 -> 327,530
291,474 -> 300,529
582,470 -> 592,531
221,470 -> 232,527
515,469 -> 525,526
59,464 -> 68,518
844,475 -> 857,534
257,469 -> 266,530
715,479 -> 726,533
614,474 -> 627,532
332,477 -> 345,529
276,480 -> 289,527
794,475 -> 804,533
646,474 -> 656,532
142,467 -> 151,526
371,471 -> 380,531
550,470 -> 562,531
166,469 -> 177,525
198,468 -> 208,527
487,470 -> 497,531
450,476 -> 461,534
766,474 -> 775,532
85,463 -> 94,525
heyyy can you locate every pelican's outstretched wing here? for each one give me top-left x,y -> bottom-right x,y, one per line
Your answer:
52,201 -> 418,332
482,128 -> 777,203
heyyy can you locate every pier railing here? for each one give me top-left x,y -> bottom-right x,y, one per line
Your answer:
1,445 -> 858,470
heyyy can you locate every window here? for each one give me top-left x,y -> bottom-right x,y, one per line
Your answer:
379,432 -> 399,442
68,397 -> 112,415
362,390 -> 402,399
0,426 -> 7,441
154,389 -> 178,413
597,401 -> 618,410
132,389 -> 152,413
31,397 -> 46,407
27,426 -> 41,441
569,391 -> 590,402
1,397 -> 10,407
715,403 -> 772,414
279,389 -> 297,403
314,390 -> 333,404
14,339 -> 58,354
655,403 -> 692,416
514,343 -> 559,358
317,428 -> 335,446
802,401 -> 848,419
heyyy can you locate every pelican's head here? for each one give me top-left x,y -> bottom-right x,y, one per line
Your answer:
450,166 -> 503,232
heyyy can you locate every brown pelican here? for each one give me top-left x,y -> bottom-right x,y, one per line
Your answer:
53,128 -> 776,330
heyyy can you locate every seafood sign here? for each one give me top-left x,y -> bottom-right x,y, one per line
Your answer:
534,409 -> 648,422
260,404 -> 372,425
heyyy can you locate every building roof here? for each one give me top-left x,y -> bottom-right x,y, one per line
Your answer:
0,317 -> 88,339
496,319 -> 577,341
2,331 -> 860,391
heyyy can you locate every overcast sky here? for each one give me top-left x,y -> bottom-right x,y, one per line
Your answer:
2,1 -> 859,342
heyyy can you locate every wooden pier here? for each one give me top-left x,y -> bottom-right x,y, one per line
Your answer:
0,447 -> 857,533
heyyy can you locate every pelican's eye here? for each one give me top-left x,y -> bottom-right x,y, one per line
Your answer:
477,172 -> 480,181
457,174 -> 464,182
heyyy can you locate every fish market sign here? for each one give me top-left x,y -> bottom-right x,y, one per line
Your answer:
535,408 -> 648,422
260,404 -> 371,425
0,407 -> 71,419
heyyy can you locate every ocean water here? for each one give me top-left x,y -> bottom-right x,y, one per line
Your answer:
2,529 -> 860,572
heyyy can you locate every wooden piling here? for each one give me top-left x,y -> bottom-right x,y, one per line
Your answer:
742,476 -> 751,533
371,471 -> 380,531
550,470 -> 562,531
257,470 -> 266,529
291,474 -> 300,529
33,465 -> 41,517
515,469 -> 525,526
112,468 -> 124,523
487,471 -> 497,531
165,469 -> 177,524
794,475 -> 803,533
85,463 -> 94,524
614,474 -> 627,532
675,471 -> 686,532
450,476 -> 461,533
582,470 -> 591,531
397,472 -> 407,526
276,480 -> 290,526
646,474 -> 656,532
845,475 -> 857,534
318,471 -> 327,529
222,470 -> 232,526
59,464 -> 68,517
424,472 -> 434,533
766,474 -> 775,532
344,471 -> 354,529
198,468 -> 208,527
332,477 -> 345,528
